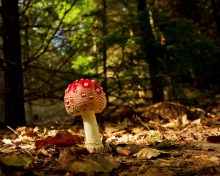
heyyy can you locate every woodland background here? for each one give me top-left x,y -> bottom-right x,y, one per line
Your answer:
0,0 -> 220,127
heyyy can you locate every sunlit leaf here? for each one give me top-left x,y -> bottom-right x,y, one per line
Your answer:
133,148 -> 167,159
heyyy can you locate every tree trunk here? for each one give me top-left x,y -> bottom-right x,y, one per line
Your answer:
176,0 -> 200,23
0,71 -> 4,122
137,0 -> 164,103
101,0 -> 108,103
24,16 -> 33,125
2,0 -> 26,127
211,0 -> 220,37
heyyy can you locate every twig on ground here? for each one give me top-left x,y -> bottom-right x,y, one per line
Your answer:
134,115 -> 151,131
7,126 -> 19,136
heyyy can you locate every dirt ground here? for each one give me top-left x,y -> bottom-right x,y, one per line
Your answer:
0,101 -> 220,176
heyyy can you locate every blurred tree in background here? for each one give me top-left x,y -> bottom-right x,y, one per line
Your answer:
0,0 -> 219,126
1,0 -> 26,127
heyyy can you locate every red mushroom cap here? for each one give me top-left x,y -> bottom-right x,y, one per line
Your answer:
64,79 -> 107,116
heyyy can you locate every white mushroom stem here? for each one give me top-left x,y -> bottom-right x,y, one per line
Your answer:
81,110 -> 104,153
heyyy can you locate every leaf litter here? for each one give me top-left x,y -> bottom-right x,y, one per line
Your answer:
0,101 -> 220,175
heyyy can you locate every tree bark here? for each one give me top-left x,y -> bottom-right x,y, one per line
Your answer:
2,0 -> 26,127
176,0 -> 200,23
101,0 -> 108,103
211,0 -> 220,37
137,0 -> 164,103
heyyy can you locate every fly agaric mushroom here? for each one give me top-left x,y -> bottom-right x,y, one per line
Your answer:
64,79 -> 106,153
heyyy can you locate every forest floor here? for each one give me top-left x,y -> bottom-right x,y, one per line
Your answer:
0,101 -> 220,176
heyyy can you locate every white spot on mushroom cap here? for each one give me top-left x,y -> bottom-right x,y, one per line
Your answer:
95,88 -> 100,93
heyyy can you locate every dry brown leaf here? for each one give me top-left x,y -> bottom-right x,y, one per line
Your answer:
86,154 -> 119,172
133,148 -> 167,159
104,155 -> 120,169
116,146 -> 131,156
59,147 -> 118,174
139,167 -> 163,176
137,163 -> 149,175
69,159 -> 105,173
59,147 -> 78,170
161,120 -> 181,129
126,144 -> 143,154
109,143 -> 131,156
181,114 -> 189,127
104,123 -> 119,134
196,141 -> 220,152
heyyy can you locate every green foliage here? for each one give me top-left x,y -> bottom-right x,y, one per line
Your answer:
71,55 -> 95,75
16,0 -> 220,106
153,9 -> 220,102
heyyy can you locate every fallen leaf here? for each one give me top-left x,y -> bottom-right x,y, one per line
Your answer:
35,130 -> 84,149
145,135 -> 161,144
104,155 -> 120,170
181,114 -> 189,127
26,129 -> 38,137
59,147 -> 118,174
109,143 -> 131,156
0,155 -> 32,168
133,148 -> 167,159
35,136 -> 51,149
137,163 -> 148,174
59,148 -> 78,170
144,130 -> 163,144
116,146 -> 131,156
209,156 -> 219,163
71,146 -> 90,156
191,118 -> 201,125
126,144 -> 143,153
86,154 -> 119,172
140,167 -> 163,176
104,123 -> 119,134
161,120 -> 181,129
196,141 -> 220,152
2,139 -> 13,145
70,159 -> 105,173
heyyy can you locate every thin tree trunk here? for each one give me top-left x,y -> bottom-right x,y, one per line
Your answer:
211,0 -> 220,37
0,71 -> 4,122
137,0 -> 163,103
102,0 -> 108,103
2,0 -> 26,127
24,16 -> 33,125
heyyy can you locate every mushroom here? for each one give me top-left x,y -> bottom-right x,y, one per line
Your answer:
64,79 -> 106,153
